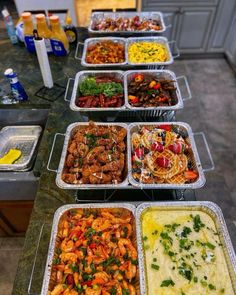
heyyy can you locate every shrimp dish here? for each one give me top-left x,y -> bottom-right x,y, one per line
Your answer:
61,122 -> 127,185
48,207 -> 139,295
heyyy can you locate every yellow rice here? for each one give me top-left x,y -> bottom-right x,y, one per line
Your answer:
128,41 -> 169,63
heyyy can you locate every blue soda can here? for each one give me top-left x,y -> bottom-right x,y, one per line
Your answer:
4,68 -> 28,101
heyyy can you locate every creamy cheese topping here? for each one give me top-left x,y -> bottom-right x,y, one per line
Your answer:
141,210 -> 234,295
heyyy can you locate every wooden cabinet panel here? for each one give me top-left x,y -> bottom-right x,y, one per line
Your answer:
0,201 -> 33,236
176,7 -> 215,53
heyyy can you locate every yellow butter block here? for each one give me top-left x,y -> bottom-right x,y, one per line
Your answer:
0,149 -> 22,164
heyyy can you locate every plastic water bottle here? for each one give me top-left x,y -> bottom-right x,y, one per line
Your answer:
4,68 -> 28,101
1,8 -> 18,44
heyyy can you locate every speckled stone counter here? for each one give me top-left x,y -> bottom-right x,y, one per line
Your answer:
0,29 -> 88,295
6,30 -> 195,294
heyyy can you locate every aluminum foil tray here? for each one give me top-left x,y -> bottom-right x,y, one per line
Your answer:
136,201 -> 236,295
88,11 -> 166,34
80,37 -> 174,67
126,36 -> 173,66
128,122 -> 206,189
0,125 -> 42,171
70,70 -> 126,112
56,122 -> 129,189
41,203 -> 140,295
124,69 -> 184,111
81,37 -> 127,67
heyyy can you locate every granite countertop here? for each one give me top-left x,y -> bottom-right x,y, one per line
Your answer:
6,29 -> 192,294
1,29 -> 90,295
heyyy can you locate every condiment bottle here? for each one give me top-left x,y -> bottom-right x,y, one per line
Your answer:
4,68 -> 28,101
1,7 -> 18,44
22,12 -> 35,53
64,11 -> 77,45
49,15 -> 69,56
35,14 -> 53,53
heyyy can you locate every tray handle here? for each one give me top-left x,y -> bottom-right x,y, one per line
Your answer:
47,133 -> 65,173
163,13 -> 172,29
193,132 -> 215,172
176,75 -> 192,101
64,78 -> 75,102
75,42 -> 84,60
168,40 -> 180,59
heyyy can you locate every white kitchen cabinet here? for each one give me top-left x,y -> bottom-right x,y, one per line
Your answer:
175,7 -> 215,53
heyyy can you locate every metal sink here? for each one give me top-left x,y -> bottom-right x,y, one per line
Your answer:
0,107 -> 49,201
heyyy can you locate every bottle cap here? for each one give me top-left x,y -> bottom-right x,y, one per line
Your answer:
49,15 -> 59,23
35,14 -> 46,20
4,68 -> 14,76
22,12 -> 32,20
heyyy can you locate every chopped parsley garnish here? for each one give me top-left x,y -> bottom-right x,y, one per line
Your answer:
200,279 -> 208,287
52,257 -> 61,265
84,227 -> 96,238
160,232 -> 173,244
160,279 -> 175,287
75,284 -> 83,293
178,262 -> 193,281
181,226 -> 192,237
153,257 -> 157,262
193,276 -> 198,283
122,289 -> 130,295
101,256 -> 121,267
179,238 -> 194,250
181,292 -> 186,295
110,287 -> 117,295
168,251 -> 175,257
142,236 -> 148,241
130,259 -> 138,265
209,284 -> 216,290
82,273 -> 93,281
205,242 -> 216,250
85,133 -> 97,148
151,263 -> 160,270
191,214 -> 205,232
69,263 -> 79,272
164,223 -> 180,232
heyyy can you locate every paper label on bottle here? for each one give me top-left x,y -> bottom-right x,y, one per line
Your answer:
50,39 -> 68,56
44,38 -> 53,53
10,77 -> 18,84
65,30 -> 76,43
24,36 -> 36,53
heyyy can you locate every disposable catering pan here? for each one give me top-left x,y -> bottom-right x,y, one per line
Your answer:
124,69 -> 192,111
88,11 -> 166,34
136,201 -> 236,295
47,122 -> 129,189
126,36 -> 175,66
65,70 -> 191,113
128,122 -> 206,189
0,125 -> 42,171
78,37 -> 178,67
80,37 -> 127,67
41,203 -> 141,295
69,70 -> 126,112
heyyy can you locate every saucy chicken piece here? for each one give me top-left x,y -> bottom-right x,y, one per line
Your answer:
62,122 -> 126,185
